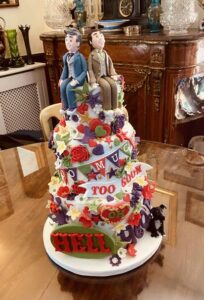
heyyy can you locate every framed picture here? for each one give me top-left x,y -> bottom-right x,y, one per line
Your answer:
0,0 -> 19,8
152,187 -> 177,246
185,191 -> 204,227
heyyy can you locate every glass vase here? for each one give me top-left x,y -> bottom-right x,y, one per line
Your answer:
6,29 -> 24,68
148,0 -> 161,33
160,0 -> 197,35
44,0 -> 71,31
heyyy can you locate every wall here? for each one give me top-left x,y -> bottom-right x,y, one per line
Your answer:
0,0 -> 204,56
0,0 -> 50,55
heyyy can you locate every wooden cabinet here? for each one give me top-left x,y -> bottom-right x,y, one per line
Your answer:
40,30 -> 204,146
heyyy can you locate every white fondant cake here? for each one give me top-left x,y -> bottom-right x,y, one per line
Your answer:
44,82 -> 162,274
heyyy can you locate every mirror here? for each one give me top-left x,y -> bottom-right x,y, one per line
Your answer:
0,0 -> 19,8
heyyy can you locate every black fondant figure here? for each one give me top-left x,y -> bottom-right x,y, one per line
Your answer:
147,204 -> 166,237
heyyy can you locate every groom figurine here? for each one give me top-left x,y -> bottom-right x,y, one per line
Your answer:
59,28 -> 87,110
87,30 -> 120,110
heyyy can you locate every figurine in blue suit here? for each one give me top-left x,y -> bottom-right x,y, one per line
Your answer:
59,28 -> 87,110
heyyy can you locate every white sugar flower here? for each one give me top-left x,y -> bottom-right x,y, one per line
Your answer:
93,104 -> 103,114
69,127 -> 79,139
55,157 -> 62,169
117,247 -> 127,259
104,111 -> 115,124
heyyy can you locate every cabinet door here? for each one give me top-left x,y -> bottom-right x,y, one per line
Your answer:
115,64 -> 164,141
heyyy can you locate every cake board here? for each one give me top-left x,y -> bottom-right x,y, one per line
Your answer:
43,218 -> 162,277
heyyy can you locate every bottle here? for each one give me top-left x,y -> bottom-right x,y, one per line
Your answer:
148,0 -> 161,33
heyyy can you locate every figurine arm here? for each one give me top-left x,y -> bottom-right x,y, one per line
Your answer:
88,54 -> 97,84
106,53 -> 119,80
75,54 -> 88,84
60,54 -> 69,80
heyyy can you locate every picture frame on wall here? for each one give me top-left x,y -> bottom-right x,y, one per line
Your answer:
0,0 -> 19,8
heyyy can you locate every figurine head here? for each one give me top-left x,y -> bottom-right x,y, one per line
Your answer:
64,28 -> 82,53
88,30 -> 105,51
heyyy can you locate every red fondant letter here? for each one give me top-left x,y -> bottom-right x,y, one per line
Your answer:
95,234 -> 111,253
84,234 -> 99,253
51,233 -> 71,252
68,233 -> 87,252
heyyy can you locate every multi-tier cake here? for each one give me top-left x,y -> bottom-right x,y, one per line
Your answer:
43,28 -> 164,277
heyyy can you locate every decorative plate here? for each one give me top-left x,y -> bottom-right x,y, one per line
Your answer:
97,19 -> 130,29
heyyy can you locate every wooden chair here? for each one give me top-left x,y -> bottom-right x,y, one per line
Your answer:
40,103 -> 62,141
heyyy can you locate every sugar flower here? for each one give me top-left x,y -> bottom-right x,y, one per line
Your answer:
135,176 -> 148,187
114,222 -> 126,234
93,104 -> 103,114
117,247 -> 127,259
67,206 -> 81,221
56,141 -> 67,155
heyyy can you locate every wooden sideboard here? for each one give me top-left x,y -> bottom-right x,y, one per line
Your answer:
40,30 -> 204,146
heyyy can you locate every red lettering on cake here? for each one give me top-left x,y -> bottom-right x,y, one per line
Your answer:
84,234 -> 99,253
121,164 -> 142,187
135,165 -> 142,174
95,234 -> 111,253
68,233 -> 87,252
51,233 -> 71,252
51,232 -> 111,254
91,185 -> 116,196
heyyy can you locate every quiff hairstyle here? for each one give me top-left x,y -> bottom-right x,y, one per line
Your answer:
64,27 -> 82,44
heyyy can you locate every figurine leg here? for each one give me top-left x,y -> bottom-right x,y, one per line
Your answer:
66,82 -> 78,109
104,77 -> 118,109
60,79 -> 69,110
98,77 -> 112,110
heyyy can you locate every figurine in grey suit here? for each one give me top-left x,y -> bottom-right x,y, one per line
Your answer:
87,30 -> 119,110
59,28 -> 87,110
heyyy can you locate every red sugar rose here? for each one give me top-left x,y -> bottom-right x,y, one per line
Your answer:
71,145 -> 90,163
128,244 -> 137,256
77,124 -> 85,133
77,103 -> 89,114
71,181 -> 86,194
57,186 -> 70,198
59,118 -> 66,127
50,202 -> 60,213
128,213 -> 141,226
63,150 -> 69,156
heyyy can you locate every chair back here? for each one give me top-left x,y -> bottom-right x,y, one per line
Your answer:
40,103 -> 61,141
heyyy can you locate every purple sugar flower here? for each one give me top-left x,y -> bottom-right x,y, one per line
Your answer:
118,225 -> 137,244
110,254 -> 121,266
98,111 -> 105,121
88,91 -> 102,108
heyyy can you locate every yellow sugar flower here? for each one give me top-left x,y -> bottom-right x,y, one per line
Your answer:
124,161 -> 134,172
67,206 -> 81,221
56,141 -> 66,154
49,176 -> 60,186
114,223 -> 126,234
135,176 -> 148,187
58,125 -> 69,137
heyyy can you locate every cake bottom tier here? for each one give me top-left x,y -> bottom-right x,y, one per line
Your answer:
43,218 -> 162,277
